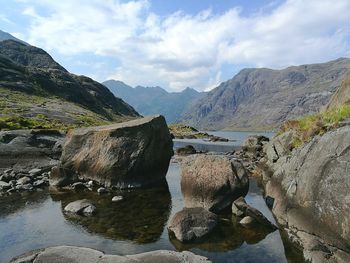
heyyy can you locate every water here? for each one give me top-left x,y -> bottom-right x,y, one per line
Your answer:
173,131 -> 274,153
0,131 -> 303,263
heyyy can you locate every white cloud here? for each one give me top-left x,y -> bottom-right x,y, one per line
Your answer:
20,0 -> 350,91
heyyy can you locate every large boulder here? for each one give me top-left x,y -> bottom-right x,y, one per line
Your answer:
181,154 -> 249,213
50,115 -> 173,188
168,207 -> 218,242
10,246 -> 212,263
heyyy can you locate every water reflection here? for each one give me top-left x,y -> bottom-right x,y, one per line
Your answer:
0,190 -> 48,217
50,181 -> 171,244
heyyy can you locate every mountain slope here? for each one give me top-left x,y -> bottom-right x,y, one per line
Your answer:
103,80 -> 204,123
0,30 -> 27,45
180,58 -> 350,130
0,39 -> 139,130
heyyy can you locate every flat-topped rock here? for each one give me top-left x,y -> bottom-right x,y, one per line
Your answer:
10,246 -> 212,263
50,115 -> 173,188
181,154 -> 249,213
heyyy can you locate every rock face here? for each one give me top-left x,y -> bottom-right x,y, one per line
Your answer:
168,207 -> 218,242
10,246 -> 212,263
181,154 -> 249,213
180,58 -> 350,130
51,116 -> 173,188
326,71 -> 350,110
262,126 -> 350,261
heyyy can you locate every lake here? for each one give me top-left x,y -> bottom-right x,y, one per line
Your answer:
0,131 -> 303,263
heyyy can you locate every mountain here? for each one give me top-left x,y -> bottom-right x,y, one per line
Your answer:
0,39 -> 139,130
180,58 -> 350,131
103,80 -> 204,123
0,30 -> 28,45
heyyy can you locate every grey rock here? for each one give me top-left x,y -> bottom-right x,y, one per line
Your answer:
231,203 -> 244,217
262,126 -> 350,260
64,199 -> 96,215
176,145 -> 196,155
33,179 -> 46,187
97,187 -> 108,194
0,180 -> 11,190
17,183 -> 33,191
17,176 -> 32,185
181,154 -> 249,213
168,207 -> 218,242
233,197 -> 277,230
54,115 -> 173,188
10,246 -> 212,263
112,196 -> 123,202
28,168 -> 42,176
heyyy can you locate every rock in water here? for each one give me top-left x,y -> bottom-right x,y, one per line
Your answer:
168,207 -> 218,242
51,115 -> 173,188
64,199 -> 96,216
181,154 -> 249,213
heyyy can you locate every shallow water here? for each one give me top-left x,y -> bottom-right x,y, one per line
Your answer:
173,131 -> 274,153
0,131 -> 303,263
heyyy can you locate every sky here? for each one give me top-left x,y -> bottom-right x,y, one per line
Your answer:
1,0 -> 350,92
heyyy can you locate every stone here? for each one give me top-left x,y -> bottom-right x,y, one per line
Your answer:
168,207 -> 218,242
64,199 -> 96,216
33,179 -> 46,187
17,183 -> 33,191
176,145 -> 196,155
240,216 -> 255,226
232,203 -> 244,217
0,130 -> 64,176
28,168 -> 42,176
10,246 -> 212,263
72,182 -> 87,191
16,176 -> 32,185
52,116 -> 173,188
112,196 -> 123,202
181,154 -> 249,213
0,181 -> 11,190
233,197 -> 277,230
97,187 -> 108,194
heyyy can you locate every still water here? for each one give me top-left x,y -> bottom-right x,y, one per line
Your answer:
0,131 -> 302,263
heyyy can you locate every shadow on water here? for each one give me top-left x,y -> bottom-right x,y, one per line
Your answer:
49,179 -> 171,244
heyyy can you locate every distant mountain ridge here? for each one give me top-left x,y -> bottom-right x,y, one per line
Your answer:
103,80 -> 205,123
180,58 -> 350,131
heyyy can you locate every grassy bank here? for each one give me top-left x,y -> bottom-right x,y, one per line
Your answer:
279,103 -> 350,148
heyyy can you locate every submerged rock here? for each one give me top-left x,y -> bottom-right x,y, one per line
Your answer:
168,207 -> 218,242
64,199 -> 96,216
233,197 -> 277,230
181,154 -> 249,213
176,145 -> 196,155
51,115 -> 173,189
10,246 -> 212,263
